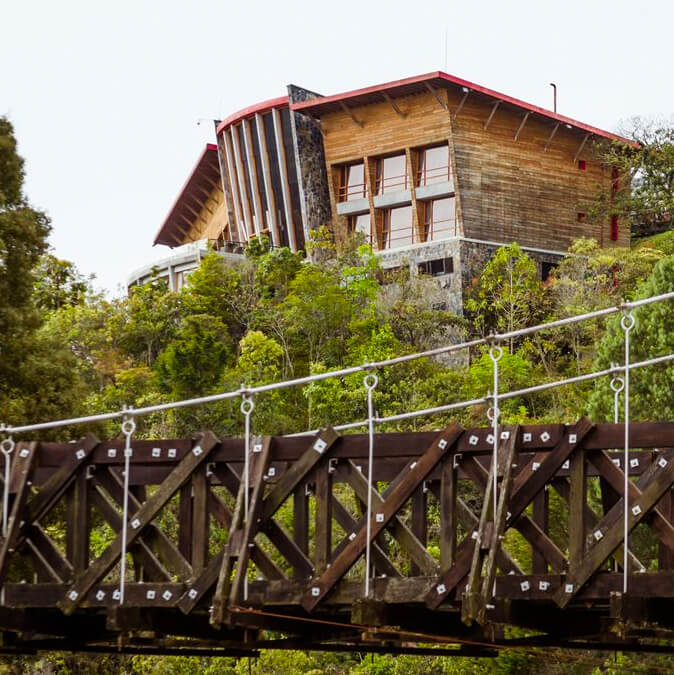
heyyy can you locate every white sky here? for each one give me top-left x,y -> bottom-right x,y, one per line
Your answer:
2,0 -> 672,295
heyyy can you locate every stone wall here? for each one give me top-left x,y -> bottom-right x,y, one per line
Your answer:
287,85 -> 332,244
377,239 -> 464,315
459,239 -> 564,303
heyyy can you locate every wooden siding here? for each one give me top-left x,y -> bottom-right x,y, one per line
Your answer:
319,90 -> 460,248
318,88 -> 626,252
176,183 -> 229,245
447,88 -> 626,250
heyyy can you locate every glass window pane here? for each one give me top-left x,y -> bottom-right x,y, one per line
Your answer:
428,197 -> 455,240
379,155 -> 407,193
346,163 -> 365,201
419,145 -> 450,185
384,205 -> 413,248
349,213 -> 371,241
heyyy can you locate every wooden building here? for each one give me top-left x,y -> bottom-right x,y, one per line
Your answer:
145,72 -> 635,308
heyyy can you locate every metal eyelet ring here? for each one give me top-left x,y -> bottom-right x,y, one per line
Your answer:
620,312 -> 636,332
240,397 -> 255,415
0,438 -> 14,455
121,419 -> 136,436
363,373 -> 379,390
489,345 -> 504,362
610,377 -> 625,394
486,406 -> 499,423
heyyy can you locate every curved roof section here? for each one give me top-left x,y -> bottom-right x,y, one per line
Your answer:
154,143 -> 222,247
216,96 -> 289,134
291,71 -> 638,147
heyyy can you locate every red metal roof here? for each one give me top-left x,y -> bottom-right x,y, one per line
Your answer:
291,71 -> 637,147
216,96 -> 289,134
154,144 -> 222,247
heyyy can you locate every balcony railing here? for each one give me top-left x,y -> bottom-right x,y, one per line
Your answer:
376,172 -> 409,194
417,164 -> 451,186
338,182 -> 368,202
381,217 -> 458,249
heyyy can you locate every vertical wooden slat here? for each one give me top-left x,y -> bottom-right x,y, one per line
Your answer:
658,488 -> 674,570
293,487 -> 309,570
255,112 -> 280,247
66,471 -> 89,574
191,468 -> 209,574
241,118 -> 265,235
222,129 -> 246,242
568,446 -> 586,576
178,483 -> 193,564
271,107 -> 297,251
314,466 -> 332,574
440,456 -> 457,569
532,489 -> 549,573
410,486 -> 427,575
230,125 -> 254,239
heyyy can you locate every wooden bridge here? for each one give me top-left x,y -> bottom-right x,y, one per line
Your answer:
2,420 -> 674,658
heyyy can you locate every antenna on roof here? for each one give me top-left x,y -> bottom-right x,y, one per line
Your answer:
549,83 -> 557,113
444,27 -> 448,71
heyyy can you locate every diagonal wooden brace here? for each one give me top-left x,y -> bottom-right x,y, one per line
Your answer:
208,489 -> 284,581
260,427 -> 339,522
211,437 -> 272,626
343,460 -> 439,576
215,464 -> 314,577
464,426 -> 520,625
0,442 -> 38,585
2,435 -> 99,561
330,493 -> 401,578
588,448 -> 674,554
555,450 -> 674,608
93,468 -> 192,580
425,420 -> 590,610
57,431 -> 219,615
301,424 -> 463,612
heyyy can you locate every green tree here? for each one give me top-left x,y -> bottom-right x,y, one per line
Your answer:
548,237 -> 662,374
33,252 -> 91,310
590,117 -> 674,234
111,279 -> 184,366
589,255 -> 674,421
465,244 -> 546,350
0,118 -> 51,380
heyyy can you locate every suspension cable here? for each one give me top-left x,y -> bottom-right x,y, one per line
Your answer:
621,310 -> 635,593
0,433 -> 14,538
363,373 -> 378,598
119,410 -> 136,605
488,346 -> 503,523
289,352 -> 674,437
240,394 -> 254,602
609,372 -> 624,573
5,291 -> 674,436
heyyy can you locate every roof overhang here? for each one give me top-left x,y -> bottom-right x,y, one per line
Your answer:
290,71 -> 639,148
216,96 -> 289,134
154,143 -> 222,248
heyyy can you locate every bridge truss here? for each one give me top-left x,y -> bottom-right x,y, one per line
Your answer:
1,421 -> 674,657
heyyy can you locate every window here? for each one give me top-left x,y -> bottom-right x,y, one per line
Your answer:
577,212 -> 586,222
339,162 -> 366,201
347,212 -> 371,242
417,145 -> 450,186
376,154 -> 407,194
578,159 -> 587,171
610,215 -> 619,241
418,257 -> 453,277
423,197 -> 456,241
382,205 -> 413,248
541,261 -> 557,282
